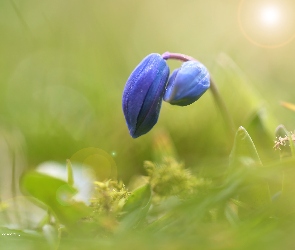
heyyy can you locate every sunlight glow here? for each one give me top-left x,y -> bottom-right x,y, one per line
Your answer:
238,0 -> 295,48
260,6 -> 281,26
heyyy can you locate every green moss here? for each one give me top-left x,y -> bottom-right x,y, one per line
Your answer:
90,180 -> 130,215
144,157 -> 211,199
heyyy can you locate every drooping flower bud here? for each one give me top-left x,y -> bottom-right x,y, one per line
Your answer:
122,53 -> 169,138
163,61 -> 210,106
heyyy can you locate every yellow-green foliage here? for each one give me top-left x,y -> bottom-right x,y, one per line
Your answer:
91,180 -> 130,215
144,157 -> 211,199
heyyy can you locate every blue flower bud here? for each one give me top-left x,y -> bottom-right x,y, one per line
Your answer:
163,61 -> 210,106
122,53 -> 169,138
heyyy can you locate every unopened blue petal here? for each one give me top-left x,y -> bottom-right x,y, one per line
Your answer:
163,61 -> 210,106
122,53 -> 169,138
163,68 -> 179,102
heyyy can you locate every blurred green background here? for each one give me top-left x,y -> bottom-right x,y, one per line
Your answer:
0,0 -> 295,182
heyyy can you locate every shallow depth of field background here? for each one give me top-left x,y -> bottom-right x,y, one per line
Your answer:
0,0 -> 295,182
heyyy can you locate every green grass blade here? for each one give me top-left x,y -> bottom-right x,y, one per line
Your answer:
228,126 -> 271,217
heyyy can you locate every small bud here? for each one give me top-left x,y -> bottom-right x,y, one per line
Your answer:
163,61 -> 210,106
122,53 -> 169,138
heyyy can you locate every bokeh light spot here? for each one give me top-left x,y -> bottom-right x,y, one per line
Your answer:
260,6 -> 280,26
70,147 -> 117,181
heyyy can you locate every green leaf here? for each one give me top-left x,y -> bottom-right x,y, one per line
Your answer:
229,126 -> 262,169
122,184 -> 151,213
21,171 -> 91,227
118,184 -> 152,231
228,126 -> 270,218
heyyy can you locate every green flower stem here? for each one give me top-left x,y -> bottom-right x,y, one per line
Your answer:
162,51 -> 236,140
209,77 -> 236,140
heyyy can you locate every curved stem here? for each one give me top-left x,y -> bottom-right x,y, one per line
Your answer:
162,51 -> 236,140
162,52 -> 196,62
209,77 -> 236,139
